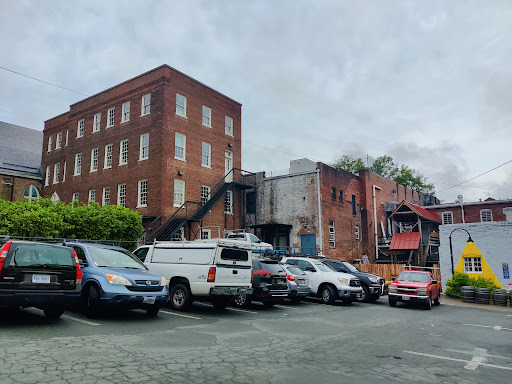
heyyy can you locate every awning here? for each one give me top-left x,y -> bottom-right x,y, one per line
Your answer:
389,232 -> 421,250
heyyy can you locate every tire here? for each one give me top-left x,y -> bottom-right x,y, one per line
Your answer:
389,297 -> 397,307
368,294 -> 380,303
170,284 -> 192,311
146,307 -> 160,317
85,285 -> 101,318
232,294 -> 250,308
425,295 -> 432,310
43,306 -> 65,319
357,285 -> 370,303
320,285 -> 336,305
434,294 -> 440,306
262,301 -> 276,308
212,298 -> 230,309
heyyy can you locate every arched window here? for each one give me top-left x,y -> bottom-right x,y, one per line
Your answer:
23,185 -> 40,202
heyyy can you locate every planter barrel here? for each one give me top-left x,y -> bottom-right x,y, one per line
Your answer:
461,286 -> 475,303
475,288 -> 490,304
492,289 -> 508,306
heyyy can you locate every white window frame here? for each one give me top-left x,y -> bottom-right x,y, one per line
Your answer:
102,187 -> 110,206
174,179 -> 185,207
89,189 -> 96,203
23,185 -> 40,202
329,220 -> 335,248
202,105 -> 211,127
53,163 -> 60,184
104,143 -> 113,169
139,133 -> 149,161
117,184 -> 126,207
201,142 -> 211,168
480,209 -> 493,222
74,153 -> 82,176
45,165 -> 50,186
201,229 -> 211,240
225,116 -> 233,136
141,94 -> 151,116
464,257 -> 483,273
77,119 -> 84,138
72,192 -> 79,202
175,133 -> 186,161
176,93 -> 186,117
119,139 -> 129,165
62,161 -> 66,182
93,112 -> 101,132
90,148 -> 99,172
201,185 -> 211,206
121,101 -> 130,123
224,190 -> 233,214
107,107 -> 115,128
47,136 -> 53,152
56,132 -> 62,149
65,130 -> 69,146
442,211 -> 453,225
138,179 -> 148,208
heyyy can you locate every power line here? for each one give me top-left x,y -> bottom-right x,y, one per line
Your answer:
0,66 -> 89,96
432,181 -> 512,192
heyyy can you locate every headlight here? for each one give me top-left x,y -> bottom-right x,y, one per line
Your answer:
389,285 -> 397,293
337,277 -> 349,285
106,274 -> 132,286
368,276 -> 379,283
417,288 -> 428,296
160,276 -> 168,286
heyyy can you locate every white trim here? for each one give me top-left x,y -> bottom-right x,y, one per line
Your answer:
104,143 -> 113,169
102,187 -> 110,206
77,119 -> 84,138
480,209 -> 493,222
90,147 -> 99,172
121,101 -> 130,123
202,105 -> 211,127
141,93 -> 151,116
53,163 -> 60,184
74,153 -> 82,176
174,133 -> 186,161
442,211 -> 453,225
225,115 -> 233,136
93,112 -> 101,132
176,93 -> 187,117
201,142 -> 211,168
117,183 -> 126,207
173,179 -> 185,207
139,133 -> 149,161
107,107 -> 115,128
119,139 -> 129,165
137,179 -> 148,208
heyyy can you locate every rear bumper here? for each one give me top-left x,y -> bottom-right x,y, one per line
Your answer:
389,293 -> 429,303
210,287 -> 254,296
0,290 -> 81,308
253,288 -> 289,302
289,286 -> 311,297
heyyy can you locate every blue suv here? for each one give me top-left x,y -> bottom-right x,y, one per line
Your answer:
62,242 -> 168,318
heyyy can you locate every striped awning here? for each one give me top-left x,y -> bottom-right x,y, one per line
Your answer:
389,232 -> 421,250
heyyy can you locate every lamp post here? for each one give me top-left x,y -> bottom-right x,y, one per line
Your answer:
448,228 -> 473,275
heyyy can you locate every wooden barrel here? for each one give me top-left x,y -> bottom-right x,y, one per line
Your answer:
492,289 -> 508,306
461,286 -> 475,303
475,288 -> 490,304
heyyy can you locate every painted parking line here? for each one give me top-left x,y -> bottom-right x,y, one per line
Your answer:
160,310 -> 202,320
404,350 -> 512,371
61,314 -> 101,326
225,307 -> 258,314
463,323 -> 512,331
446,349 -> 512,361
274,305 -> 300,310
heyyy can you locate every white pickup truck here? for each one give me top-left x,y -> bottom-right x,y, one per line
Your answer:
133,239 -> 253,311
281,256 -> 363,304
224,232 -> 273,253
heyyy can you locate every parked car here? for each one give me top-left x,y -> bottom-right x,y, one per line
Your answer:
134,239 -> 253,311
0,240 -> 82,318
281,256 -> 362,304
232,257 -> 289,308
62,242 -> 168,318
321,259 -> 387,302
224,232 -> 273,252
280,263 -> 311,303
388,270 -> 440,310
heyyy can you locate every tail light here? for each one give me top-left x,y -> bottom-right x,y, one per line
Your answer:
0,241 -> 12,276
72,249 -> 82,284
207,267 -> 216,282
286,274 -> 295,282
253,270 -> 271,276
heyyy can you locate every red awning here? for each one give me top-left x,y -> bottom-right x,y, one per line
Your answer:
389,232 -> 421,250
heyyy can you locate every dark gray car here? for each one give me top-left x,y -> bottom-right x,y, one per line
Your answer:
280,263 -> 311,303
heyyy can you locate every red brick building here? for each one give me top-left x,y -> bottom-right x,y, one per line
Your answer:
425,198 -> 512,225
42,65 -> 243,240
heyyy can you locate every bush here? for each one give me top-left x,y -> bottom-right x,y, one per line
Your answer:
445,272 -> 500,297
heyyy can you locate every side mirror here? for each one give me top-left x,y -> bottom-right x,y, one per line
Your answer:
391,277 -> 396,281
431,280 -> 438,285
79,260 -> 88,268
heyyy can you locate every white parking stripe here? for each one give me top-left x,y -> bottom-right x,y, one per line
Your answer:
404,351 -> 512,371
446,349 -> 512,360
274,305 -> 300,310
463,323 -> 512,331
226,307 -> 258,314
160,310 -> 202,320
61,315 -> 101,326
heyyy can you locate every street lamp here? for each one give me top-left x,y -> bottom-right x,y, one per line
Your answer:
448,228 -> 473,275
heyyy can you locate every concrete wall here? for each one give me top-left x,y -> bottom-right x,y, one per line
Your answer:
439,222 -> 512,291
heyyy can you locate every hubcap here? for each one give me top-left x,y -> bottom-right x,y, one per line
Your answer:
173,290 -> 185,307
322,289 -> 330,301
234,294 -> 246,306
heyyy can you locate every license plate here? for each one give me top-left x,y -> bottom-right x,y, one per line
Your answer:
402,295 -> 410,301
230,288 -> 238,295
299,280 -> 306,285
143,296 -> 156,304
32,274 -> 50,284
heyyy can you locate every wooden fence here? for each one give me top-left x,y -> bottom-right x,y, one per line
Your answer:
357,264 -> 440,282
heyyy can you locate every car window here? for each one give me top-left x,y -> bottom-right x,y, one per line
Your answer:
72,246 -> 87,263
9,243 -> 74,269
397,272 -> 429,283
342,262 -> 360,273
312,261 -> 333,272
249,234 -> 260,243
283,266 -> 303,275
133,247 -> 149,261
297,260 -> 312,271
220,247 -> 249,261
88,247 -> 146,269
284,259 -> 298,266
260,261 -> 284,274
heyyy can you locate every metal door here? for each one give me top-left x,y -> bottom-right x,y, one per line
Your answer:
301,234 -> 316,255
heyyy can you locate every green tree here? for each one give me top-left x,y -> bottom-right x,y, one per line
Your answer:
332,155 -> 366,174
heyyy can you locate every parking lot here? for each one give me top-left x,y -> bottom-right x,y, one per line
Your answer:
1,298 -> 511,384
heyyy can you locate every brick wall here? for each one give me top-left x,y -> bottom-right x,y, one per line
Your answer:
427,202 -> 512,224
0,175 -> 42,202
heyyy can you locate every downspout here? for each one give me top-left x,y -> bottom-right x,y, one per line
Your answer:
461,203 -> 465,224
373,185 -> 382,260
316,169 -> 323,254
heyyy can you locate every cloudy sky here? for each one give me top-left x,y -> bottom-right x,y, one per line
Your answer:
1,0 -> 511,203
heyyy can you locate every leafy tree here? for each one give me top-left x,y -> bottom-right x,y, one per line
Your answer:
331,155 -> 366,174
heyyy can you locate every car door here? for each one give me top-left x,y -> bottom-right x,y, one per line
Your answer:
297,260 -> 319,294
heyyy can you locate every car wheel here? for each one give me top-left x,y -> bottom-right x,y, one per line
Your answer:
85,285 -> 101,318
146,307 -> 160,318
357,285 -> 370,303
368,294 -> 380,303
170,284 -> 192,311
434,294 -> 440,306
212,298 -> 230,309
43,306 -> 65,319
320,285 -> 336,305
232,294 -> 250,308
389,297 -> 397,307
425,295 -> 432,310
262,301 -> 276,308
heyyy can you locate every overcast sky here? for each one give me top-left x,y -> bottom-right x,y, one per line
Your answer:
1,0 -> 511,204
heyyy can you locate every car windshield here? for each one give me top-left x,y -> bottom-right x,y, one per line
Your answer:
312,261 -> 334,272
342,262 -> 360,273
10,243 -> 74,269
284,266 -> 304,275
397,272 -> 429,283
88,248 -> 146,270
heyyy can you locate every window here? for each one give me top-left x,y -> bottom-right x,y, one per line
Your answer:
89,189 -> 96,203
225,116 -> 233,136
117,184 -> 126,207
352,195 -> 357,215
202,106 -> 211,127
74,153 -> 82,176
355,225 -> 360,240
56,132 -> 62,149
201,142 -> 211,167
72,192 -> 79,202
201,185 -> 211,206
47,136 -> 53,152
442,212 -> 453,225
329,220 -> 335,248
139,133 -> 149,160
93,112 -> 101,132
138,179 -> 148,207
464,257 -> 483,273
65,129 -> 69,146
104,143 -> 113,169
53,163 -> 60,184
23,185 -> 39,202
338,190 -> 343,202
331,187 -> 336,200
45,166 -> 50,186
102,187 -> 110,206
174,179 -> 185,207
77,119 -> 84,138
119,139 -> 129,165
480,209 -> 493,222
107,107 -> 115,127
246,192 -> 256,214
141,94 -> 151,116
224,190 -> 233,214
122,101 -> 130,123
90,148 -> 99,172
175,133 -> 186,160
201,229 -> 211,240
176,93 -> 186,117
62,161 -> 66,182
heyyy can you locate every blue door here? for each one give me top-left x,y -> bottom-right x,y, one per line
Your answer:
301,234 -> 316,255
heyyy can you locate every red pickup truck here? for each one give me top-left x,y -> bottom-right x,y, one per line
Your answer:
388,270 -> 440,310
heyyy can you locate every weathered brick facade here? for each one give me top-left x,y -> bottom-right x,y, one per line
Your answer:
426,200 -> 512,224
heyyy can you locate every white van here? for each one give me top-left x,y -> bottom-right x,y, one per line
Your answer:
133,239 -> 253,311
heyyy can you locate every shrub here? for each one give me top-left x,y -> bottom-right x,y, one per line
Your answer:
445,272 -> 500,297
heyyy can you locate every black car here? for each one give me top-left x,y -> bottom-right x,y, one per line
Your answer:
0,240 -> 82,318
322,259 -> 387,302
232,257 -> 289,308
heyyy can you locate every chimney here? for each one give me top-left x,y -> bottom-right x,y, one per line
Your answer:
456,195 -> 463,204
